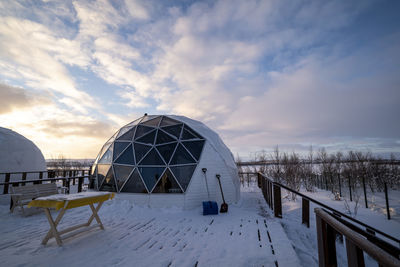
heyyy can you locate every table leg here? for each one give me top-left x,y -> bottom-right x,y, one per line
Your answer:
87,202 -> 104,230
42,208 -> 65,246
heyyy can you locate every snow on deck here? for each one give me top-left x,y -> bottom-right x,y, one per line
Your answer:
0,190 -> 299,267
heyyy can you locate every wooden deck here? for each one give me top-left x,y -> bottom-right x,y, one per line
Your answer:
0,191 -> 300,267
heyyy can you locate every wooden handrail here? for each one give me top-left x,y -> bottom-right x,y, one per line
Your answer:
257,172 -> 400,246
315,208 -> 400,267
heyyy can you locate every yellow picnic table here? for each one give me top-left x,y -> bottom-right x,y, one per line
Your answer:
28,191 -> 115,246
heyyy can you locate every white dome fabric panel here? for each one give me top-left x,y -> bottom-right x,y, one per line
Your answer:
0,127 -> 46,173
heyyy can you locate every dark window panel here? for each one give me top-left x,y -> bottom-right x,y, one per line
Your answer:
97,164 -> 111,189
160,116 -> 180,127
121,168 -> 148,193
99,167 -> 117,192
152,168 -> 182,193
116,126 -> 130,139
116,127 -> 136,141
161,124 -> 182,139
138,167 -> 165,192
98,146 -> 113,164
141,116 -> 161,127
124,118 -> 141,128
114,144 -> 135,165
139,148 -> 165,165
170,165 -> 197,192
140,115 -> 159,124
135,125 -> 154,139
170,143 -> 196,165
182,140 -> 205,161
181,125 -> 203,140
156,129 -> 176,144
98,142 -> 112,161
136,129 -> 156,145
106,131 -> 119,143
134,142 -> 152,163
156,142 -> 177,164
113,164 -> 134,190
113,142 -> 131,160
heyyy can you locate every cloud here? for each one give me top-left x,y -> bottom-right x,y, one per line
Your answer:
0,83 -> 52,114
0,16 -> 96,113
118,90 -> 150,108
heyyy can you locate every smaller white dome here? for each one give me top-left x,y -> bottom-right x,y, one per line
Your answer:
0,127 -> 46,173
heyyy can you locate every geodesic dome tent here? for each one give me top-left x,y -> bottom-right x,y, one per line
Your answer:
0,127 -> 47,190
91,115 -> 240,209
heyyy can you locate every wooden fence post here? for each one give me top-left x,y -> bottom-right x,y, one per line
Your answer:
78,177 -> 83,193
362,176 -> 368,208
384,183 -> 390,220
273,184 -> 282,218
348,175 -> 353,202
302,198 -> 310,228
316,215 -> 337,267
22,172 -> 27,186
346,238 -> 365,267
39,172 -> 43,184
3,173 -> 10,194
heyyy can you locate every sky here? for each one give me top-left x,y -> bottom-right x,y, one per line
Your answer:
0,0 -> 399,160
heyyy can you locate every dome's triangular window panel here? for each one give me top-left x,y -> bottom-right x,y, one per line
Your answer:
107,131 -> 119,143
152,168 -> 182,193
182,140 -> 205,161
98,146 -> 113,164
139,148 -> 165,165
141,116 -> 161,127
170,143 -> 196,165
99,142 -> 112,160
134,142 -> 152,163
170,164 -> 197,192
161,124 -> 182,139
140,115 -> 159,124
135,125 -> 154,139
116,126 -> 130,139
97,164 -> 111,189
114,144 -> 135,165
181,125 -> 202,140
113,142 -> 131,160
156,142 -> 177,164
160,116 -> 180,127
114,164 -> 134,190
99,167 -> 117,192
156,129 -> 176,144
125,118 -> 141,128
136,129 -> 156,145
116,127 -> 136,141
120,168 -> 148,193
138,167 -> 165,192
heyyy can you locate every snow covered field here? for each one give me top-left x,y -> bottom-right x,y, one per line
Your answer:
0,189 -> 299,267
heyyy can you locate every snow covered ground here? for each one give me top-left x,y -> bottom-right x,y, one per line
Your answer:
0,188 -> 299,267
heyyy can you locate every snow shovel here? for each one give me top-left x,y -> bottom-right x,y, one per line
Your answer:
216,174 -> 228,213
202,168 -> 218,215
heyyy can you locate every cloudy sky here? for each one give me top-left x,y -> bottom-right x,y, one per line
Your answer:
0,0 -> 399,159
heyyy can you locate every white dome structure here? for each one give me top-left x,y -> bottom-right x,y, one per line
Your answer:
0,127 -> 46,173
91,115 -> 240,209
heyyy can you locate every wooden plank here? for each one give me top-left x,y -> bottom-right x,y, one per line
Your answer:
302,198 -> 310,228
273,184 -> 282,218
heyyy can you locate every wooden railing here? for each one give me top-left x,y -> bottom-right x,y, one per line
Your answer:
257,172 -> 400,265
0,169 -> 90,195
315,208 -> 400,267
